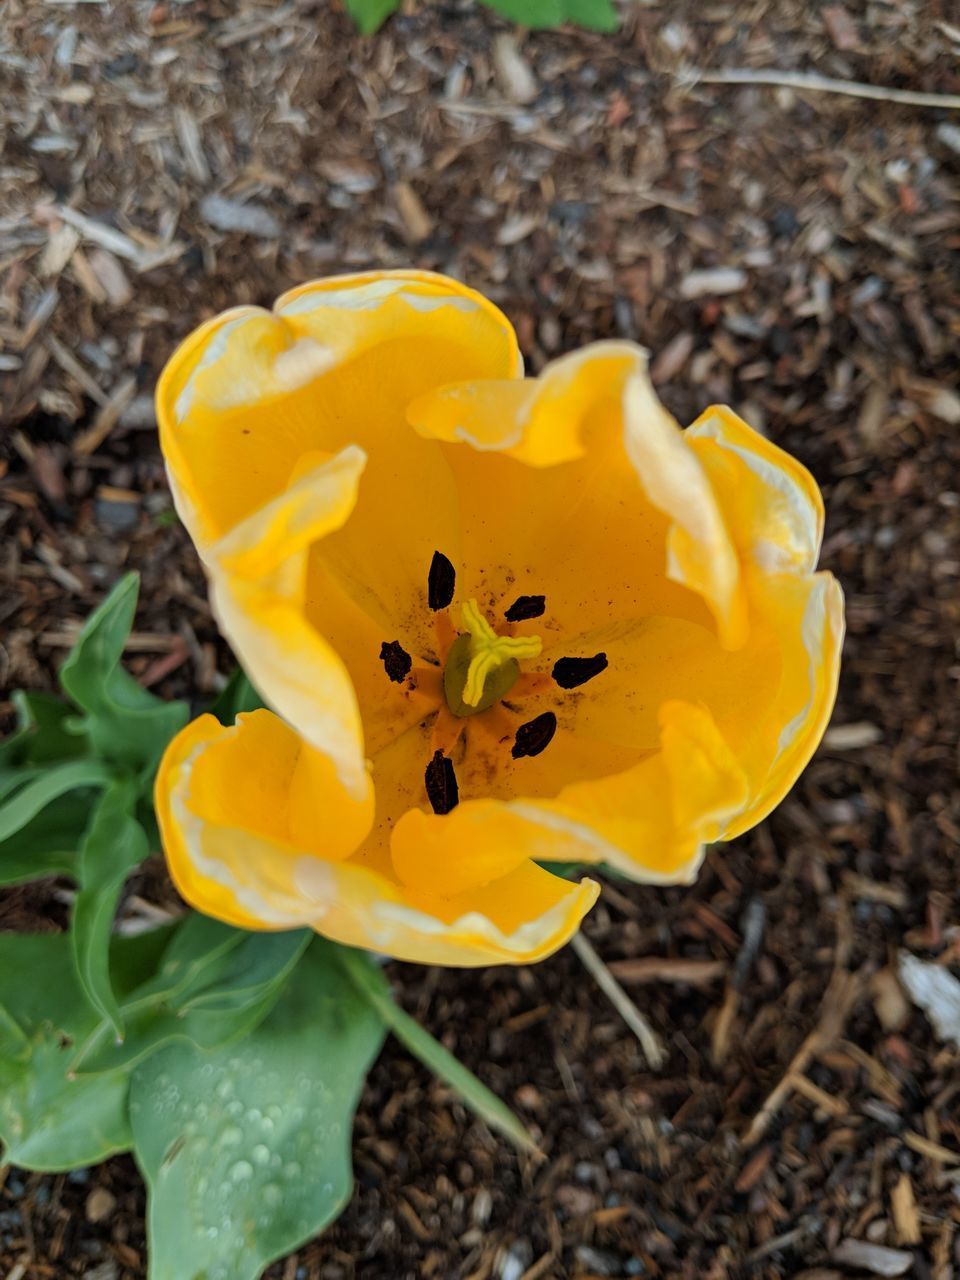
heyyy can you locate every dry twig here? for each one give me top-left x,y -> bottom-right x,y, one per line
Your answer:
687,67 -> 960,111
570,933 -> 666,1070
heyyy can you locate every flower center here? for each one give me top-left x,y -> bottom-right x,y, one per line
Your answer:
443,599 -> 542,717
377,550 -> 610,816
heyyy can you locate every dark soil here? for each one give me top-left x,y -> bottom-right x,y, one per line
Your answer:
2,1 -> 959,1277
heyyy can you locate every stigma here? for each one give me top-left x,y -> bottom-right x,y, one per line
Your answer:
443,599 -> 542,717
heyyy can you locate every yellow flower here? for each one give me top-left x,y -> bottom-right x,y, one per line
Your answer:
155,270 -> 843,966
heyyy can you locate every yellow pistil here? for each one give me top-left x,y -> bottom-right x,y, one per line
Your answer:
448,598 -> 542,713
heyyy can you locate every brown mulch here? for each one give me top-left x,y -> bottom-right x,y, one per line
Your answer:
2,1 -> 960,1277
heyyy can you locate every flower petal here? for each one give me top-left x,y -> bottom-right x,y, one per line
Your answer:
408,341 -> 747,648
685,405 -> 825,574
720,568 -> 844,839
155,711 -> 374,931
156,710 -> 597,966
536,613 -> 781,753
190,446 -> 371,796
531,699 -> 750,881
392,701 -> 749,888
158,270 -> 521,549
159,271 -> 523,772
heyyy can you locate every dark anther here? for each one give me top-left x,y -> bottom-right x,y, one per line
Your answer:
425,750 -> 459,814
379,640 -> 412,684
512,711 -> 558,759
428,550 -> 456,611
552,653 -> 608,689
504,594 -> 546,622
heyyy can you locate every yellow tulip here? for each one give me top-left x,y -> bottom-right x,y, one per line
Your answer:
155,270 -> 843,965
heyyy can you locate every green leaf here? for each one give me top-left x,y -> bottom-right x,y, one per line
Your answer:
0,759 -> 111,841
537,859 -> 583,879
131,938 -> 386,1280
72,780 -> 150,1036
0,792 -> 93,886
343,0 -> 400,35
0,690 -> 88,767
58,572 -> 188,771
480,0 -> 618,30
0,932 -> 148,1170
209,667 -> 264,725
73,918 -> 310,1075
337,948 -> 535,1152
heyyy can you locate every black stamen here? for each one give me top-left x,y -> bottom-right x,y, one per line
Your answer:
428,550 -> 456,611
379,640 -> 412,684
512,711 -> 557,759
425,750 -> 459,814
504,594 -> 546,622
552,653 -> 608,689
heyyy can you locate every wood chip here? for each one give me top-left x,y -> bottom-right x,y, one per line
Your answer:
856,383 -> 891,445
903,1131 -> 960,1165
87,248 -> 133,306
822,722 -> 882,750
822,6 -> 860,51
18,285 -> 59,348
679,268 -> 747,299
832,1240 -> 912,1276
890,1173 -> 921,1247
174,104 -> 210,183
84,1187 -> 116,1224
608,957 -> 726,988
393,181 -> 434,243
897,952 -> 960,1045
73,373 -> 137,455
38,223 -> 79,278
650,331 -> 695,384
870,968 -> 910,1033
199,194 -> 281,238
492,34 -> 538,105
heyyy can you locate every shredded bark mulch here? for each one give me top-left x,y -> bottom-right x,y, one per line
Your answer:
1,1 -> 959,1277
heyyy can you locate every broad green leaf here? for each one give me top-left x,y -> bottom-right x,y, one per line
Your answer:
131,939 -> 386,1280
209,667 -> 264,725
111,922 -> 179,998
344,0 -> 400,35
0,759 -> 111,841
0,792 -> 92,886
480,0 -> 618,30
73,918 -> 309,1075
337,948 -> 534,1152
72,780 -> 150,1035
58,572 -> 188,771
0,690 -> 87,767
0,933 -> 136,1170
0,766 -> 43,804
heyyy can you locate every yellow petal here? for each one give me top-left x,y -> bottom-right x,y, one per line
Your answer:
212,446 -> 366,581
390,701 -> 748,888
158,271 -> 522,770
686,405 -> 825,574
720,568 -> 844,839
536,612 -> 781,753
408,341 -> 747,649
155,711 -> 374,931
533,699 -> 750,881
205,450 -> 370,796
407,342 -> 638,466
156,710 -> 598,967
158,270 -> 521,548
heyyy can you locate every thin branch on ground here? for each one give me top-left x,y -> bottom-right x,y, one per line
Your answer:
684,67 -> 960,111
570,932 -> 666,1070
